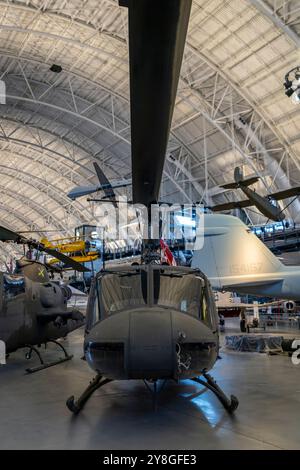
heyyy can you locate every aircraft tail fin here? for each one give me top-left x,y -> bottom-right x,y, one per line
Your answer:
93,162 -> 115,199
220,167 -> 259,190
192,214 -> 285,291
234,166 -> 243,183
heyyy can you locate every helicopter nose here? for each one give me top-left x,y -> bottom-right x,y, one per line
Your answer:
85,308 -> 218,380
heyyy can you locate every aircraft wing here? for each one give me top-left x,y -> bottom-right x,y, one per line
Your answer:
68,181 -> 131,201
268,186 -> 300,201
211,199 -> 253,212
212,276 -> 284,293
217,301 -> 278,309
67,185 -> 100,200
220,182 -> 239,190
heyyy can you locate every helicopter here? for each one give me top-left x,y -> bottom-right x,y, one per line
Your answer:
66,0 -> 238,415
0,225 -> 90,373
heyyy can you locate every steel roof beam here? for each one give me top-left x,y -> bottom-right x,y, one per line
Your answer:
248,0 -> 300,47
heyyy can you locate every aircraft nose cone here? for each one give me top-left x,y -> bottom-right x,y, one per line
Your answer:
85,308 -> 218,380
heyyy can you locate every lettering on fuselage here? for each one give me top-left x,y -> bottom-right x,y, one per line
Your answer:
230,262 -> 263,275
0,340 -> 6,365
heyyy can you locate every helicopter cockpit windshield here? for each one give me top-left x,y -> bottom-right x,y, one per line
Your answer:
3,274 -> 25,299
86,265 -> 215,331
100,270 -> 146,314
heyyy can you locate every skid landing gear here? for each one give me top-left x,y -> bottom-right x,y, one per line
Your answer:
25,340 -> 73,374
66,374 -> 112,414
191,371 -> 239,413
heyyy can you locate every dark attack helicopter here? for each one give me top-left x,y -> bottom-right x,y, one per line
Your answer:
211,167 -> 300,222
66,0 -> 238,414
0,225 -> 90,373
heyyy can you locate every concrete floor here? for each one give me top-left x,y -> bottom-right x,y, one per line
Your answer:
1,324 -> 300,450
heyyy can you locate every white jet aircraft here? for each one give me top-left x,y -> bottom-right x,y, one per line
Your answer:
192,214 -> 300,300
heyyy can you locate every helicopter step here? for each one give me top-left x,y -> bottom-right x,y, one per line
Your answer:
66,374 -> 113,415
25,339 -> 73,374
191,371 -> 239,413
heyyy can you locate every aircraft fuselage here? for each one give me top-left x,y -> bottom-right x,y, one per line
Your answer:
242,186 -> 284,221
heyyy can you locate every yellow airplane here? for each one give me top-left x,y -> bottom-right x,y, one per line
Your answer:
40,236 -> 86,253
40,236 -> 101,267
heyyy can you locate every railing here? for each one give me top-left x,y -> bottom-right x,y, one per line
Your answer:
257,227 -> 300,253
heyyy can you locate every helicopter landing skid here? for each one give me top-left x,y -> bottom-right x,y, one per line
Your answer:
191,371 -> 239,413
66,374 -> 113,414
25,340 -> 73,374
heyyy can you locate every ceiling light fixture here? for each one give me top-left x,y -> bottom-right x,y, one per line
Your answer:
49,64 -> 62,73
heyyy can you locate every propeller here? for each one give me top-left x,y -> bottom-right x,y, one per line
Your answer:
0,225 -> 90,273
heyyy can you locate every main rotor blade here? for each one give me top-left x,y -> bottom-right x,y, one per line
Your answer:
0,225 -> 26,242
0,224 -> 90,273
122,0 -> 192,207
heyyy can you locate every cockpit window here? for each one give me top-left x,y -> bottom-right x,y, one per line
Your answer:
3,274 -> 25,298
100,271 -> 146,316
93,266 -> 214,329
154,272 -> 202,318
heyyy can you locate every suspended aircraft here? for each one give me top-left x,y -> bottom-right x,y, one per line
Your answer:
211,167 -> 300,222
192,214 -> 300,301
66,0 -> 238,416
67,161 -> 131,201
0,225 -> 90,372
41,235 -> 102,267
